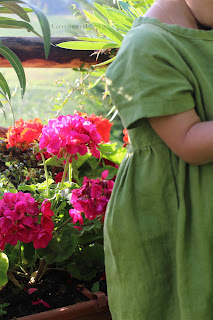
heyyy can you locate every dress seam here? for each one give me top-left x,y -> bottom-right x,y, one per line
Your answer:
129,141 -> 165,152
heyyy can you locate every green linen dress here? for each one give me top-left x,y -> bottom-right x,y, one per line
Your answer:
104,17 -> 213,320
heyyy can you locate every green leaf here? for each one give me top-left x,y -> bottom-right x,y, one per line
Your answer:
92,22 -> 123,45
76,37 -> 111,42
87,75 -> 103,90
0,252 -> 9,290
106,8 -> 134,26
91,281 -> 100,293
99,143 -> 117,154
102,147 -> 127,165
4,243 -> 20,269
45,155 -> 63,167
36,239 -> 61,264
0,99 -> 6,121
0,1 -> 50,57
92,56 -> 116,68
83,9 -> 104,24
21,0 -> 50,59
93,3 -> 112,21
1,2 -> 30,22
67,244 -> 104,281
0,6 -> 32,14
0,42 -> 26,97
75,153 -> 90,169
21,242 -> 35,266
0,72 -> 11,100
93,11 -> 108,25
36,179 -> 54,190
119,1 -> 139,18
57,40 -> 119,50
55,229 -> 78,263
18,184 -> 36,192
0,20 -> 39,36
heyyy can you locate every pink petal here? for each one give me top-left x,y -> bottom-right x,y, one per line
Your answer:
32,299 -> 50,308
28,288 -> 38,295
101,170 -> 109,180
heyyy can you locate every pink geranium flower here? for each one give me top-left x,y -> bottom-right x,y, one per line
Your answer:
0,192 -> 54,250
39,114 -> 101,161
69,171 -> 114,225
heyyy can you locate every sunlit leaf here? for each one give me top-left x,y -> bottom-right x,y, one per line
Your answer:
57,40 -> 119,50
83,9 -> 104,24
0,252 -> 9,290
92,56 -> 116,67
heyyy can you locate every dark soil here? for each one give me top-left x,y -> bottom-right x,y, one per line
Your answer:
0,270 -> 107,320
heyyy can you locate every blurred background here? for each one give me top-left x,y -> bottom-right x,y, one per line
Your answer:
0,0 -> 123,144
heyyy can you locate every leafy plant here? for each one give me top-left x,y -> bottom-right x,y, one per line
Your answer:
0,302 -> 10,316
0,112 -> 128,290
54,0 -> 155,122
0,252 -> 9,290
0,0 -> 50,116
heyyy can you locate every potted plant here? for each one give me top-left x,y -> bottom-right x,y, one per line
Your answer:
0,112 -> 127,319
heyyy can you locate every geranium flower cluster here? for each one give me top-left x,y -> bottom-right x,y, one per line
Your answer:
69,170 -> 114,225
0,192 -> 54,251
6,118 -> 43,151
39,114 -> 101,160
123,129 -> 129,147
75,111 -> 113,143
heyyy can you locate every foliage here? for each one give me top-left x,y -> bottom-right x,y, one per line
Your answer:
0,252 -> 9,290
54,0 -> 155,127
0,302 -> 10,316
0,0 -> 50,116
0,112 -> 128,291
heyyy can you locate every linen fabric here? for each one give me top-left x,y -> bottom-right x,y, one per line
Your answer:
104,16 -> 213,320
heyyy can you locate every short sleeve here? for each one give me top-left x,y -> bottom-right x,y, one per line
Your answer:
105,24 -> 195,129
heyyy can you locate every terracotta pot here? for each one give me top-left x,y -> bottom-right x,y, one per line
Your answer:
15,289 -> 112,320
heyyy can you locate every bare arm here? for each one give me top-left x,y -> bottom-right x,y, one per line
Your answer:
148,108 -> 213,165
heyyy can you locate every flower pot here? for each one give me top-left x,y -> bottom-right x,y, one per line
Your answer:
15,289 -> 112,320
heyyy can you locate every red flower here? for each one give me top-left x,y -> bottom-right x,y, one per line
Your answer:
6,118 -> 43,150
123,129 -> 129,147
75,111 -> 112,143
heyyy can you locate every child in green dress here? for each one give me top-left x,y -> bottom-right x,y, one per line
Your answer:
104,0 -> 213,319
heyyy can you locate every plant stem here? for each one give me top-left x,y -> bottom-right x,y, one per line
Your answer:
40,151 -> 50,198
34,258 -> 47,283
69,162 -> 72,183
59,155 -> 71,190
7,271 -> 22,288
53,217 -> 72,235
55,68 -> 94,117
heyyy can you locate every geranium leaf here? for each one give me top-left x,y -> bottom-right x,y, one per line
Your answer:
0,252 -> 9,290
102,147 -> 127,165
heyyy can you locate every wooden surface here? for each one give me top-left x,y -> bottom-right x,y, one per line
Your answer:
0,37 -> 116,68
